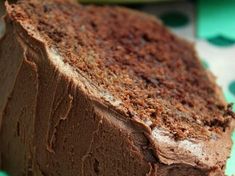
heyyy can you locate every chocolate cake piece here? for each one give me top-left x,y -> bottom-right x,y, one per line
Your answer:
0,0 -> 234,175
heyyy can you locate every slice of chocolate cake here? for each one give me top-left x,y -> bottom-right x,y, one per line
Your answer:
0,0 -> 234,175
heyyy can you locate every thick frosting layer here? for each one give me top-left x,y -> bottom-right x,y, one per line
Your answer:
0,17 -> 148,175
0,1 -> 234,176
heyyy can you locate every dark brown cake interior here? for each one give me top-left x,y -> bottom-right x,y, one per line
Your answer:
10,0 -> 234,139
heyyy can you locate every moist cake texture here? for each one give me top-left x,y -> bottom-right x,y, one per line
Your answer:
11,0 -> 234,139
0,0 -> 234,175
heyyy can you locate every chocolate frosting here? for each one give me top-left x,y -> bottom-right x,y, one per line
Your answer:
0,1 -> 234,175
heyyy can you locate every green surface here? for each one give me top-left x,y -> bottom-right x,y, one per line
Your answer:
224,91 -> 235,175
207,36 -> 235,47
201,59 -> 209,69
198,0 -> 235,40
229,81 -> 235,97
226,132 -> 235,176
160,11 -> 189,28
224,91 -> 235,112
0,172 -> 8,176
